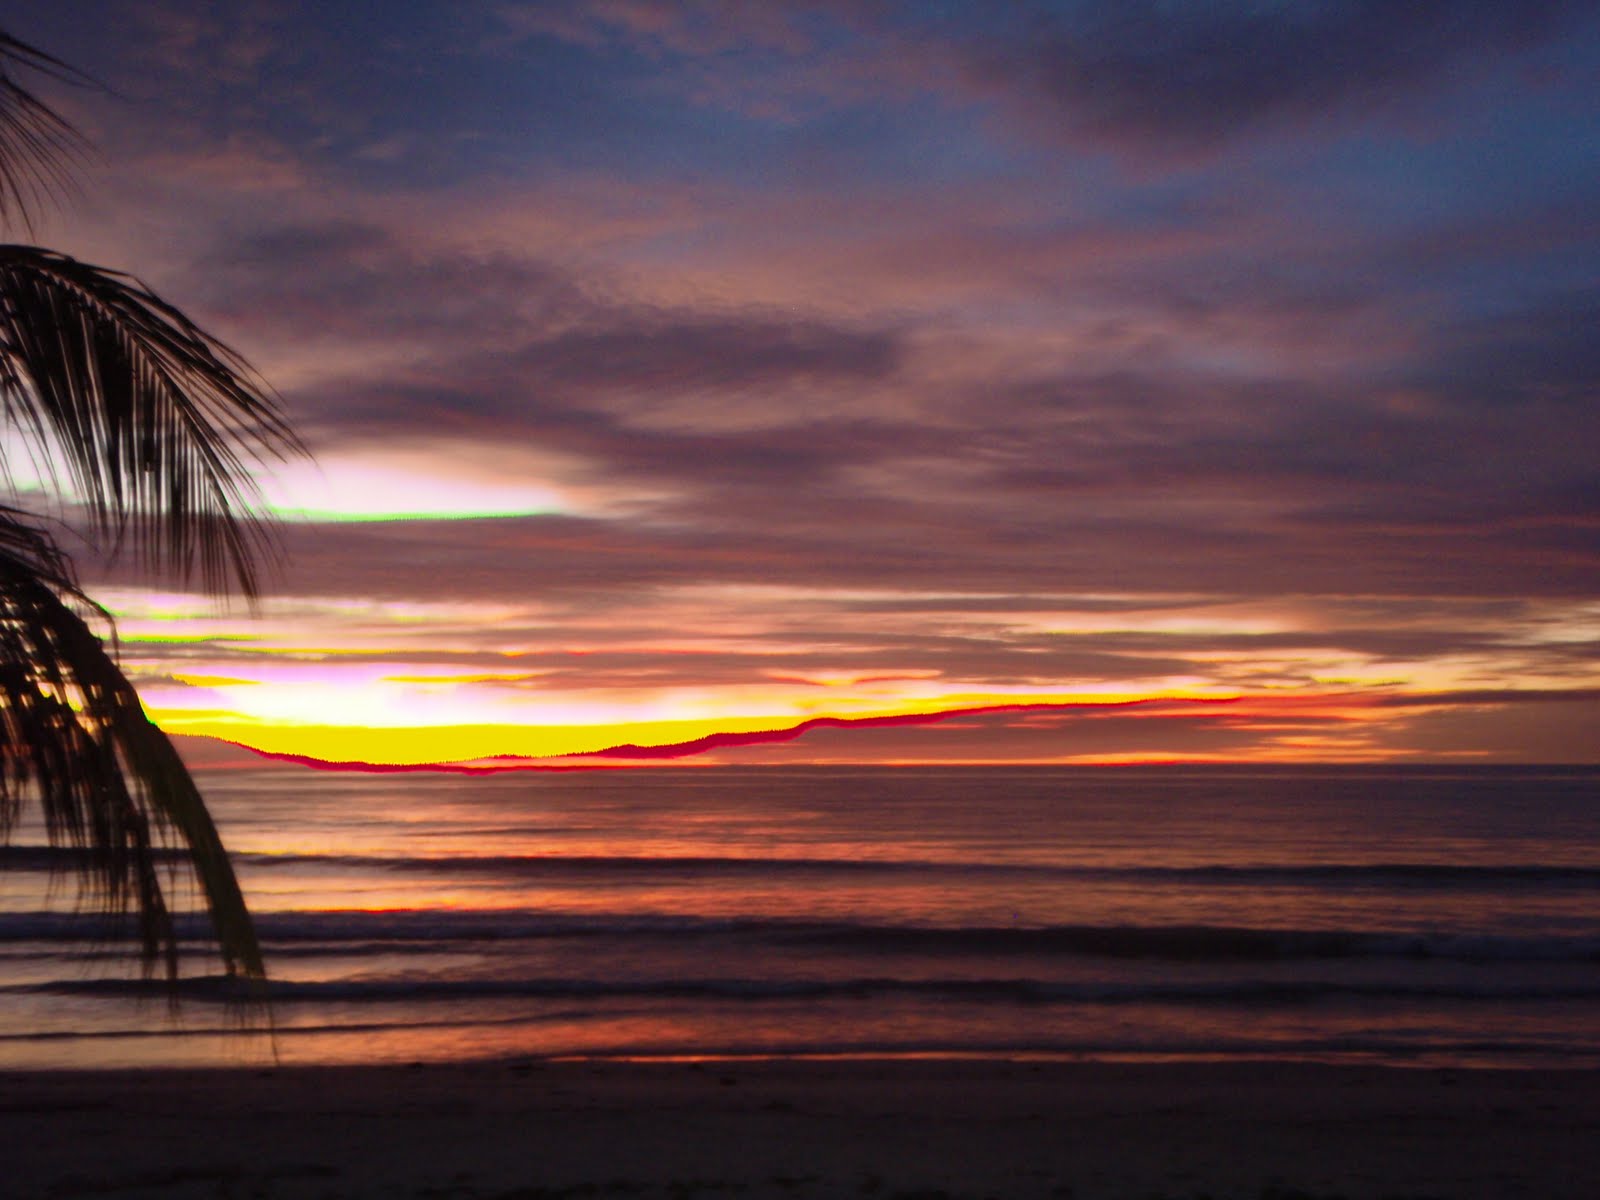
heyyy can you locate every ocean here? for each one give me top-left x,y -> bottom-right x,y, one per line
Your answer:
1,764 -> 1596,1070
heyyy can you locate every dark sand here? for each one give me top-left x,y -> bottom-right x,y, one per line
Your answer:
4,1058 -> 1597,1199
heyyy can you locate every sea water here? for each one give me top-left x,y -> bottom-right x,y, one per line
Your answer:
0,765 -> 1596,1069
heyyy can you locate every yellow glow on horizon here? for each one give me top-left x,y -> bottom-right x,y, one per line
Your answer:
162,714 -> 794,762
154,689 -> 1237,765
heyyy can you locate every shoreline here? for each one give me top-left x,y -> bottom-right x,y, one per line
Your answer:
6,1057 -> 1597,1198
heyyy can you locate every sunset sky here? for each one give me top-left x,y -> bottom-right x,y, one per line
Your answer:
12,1 -> 1599,767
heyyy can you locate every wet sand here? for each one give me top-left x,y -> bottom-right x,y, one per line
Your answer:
4,1057 -> 1598,1198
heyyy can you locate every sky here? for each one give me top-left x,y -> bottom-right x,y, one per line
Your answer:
5,0 -> 1598,767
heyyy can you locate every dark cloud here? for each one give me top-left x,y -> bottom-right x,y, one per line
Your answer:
237,474 -> 1594,606
1421,286 -> 1600,409
529,316 -> 899,391
1373,687 -> 1600,708
193,217 -> 907,454
963,0 -> 1594,152
1383,696 -> 1600,761
197,220 -> 595,347
224,219 -> 392,265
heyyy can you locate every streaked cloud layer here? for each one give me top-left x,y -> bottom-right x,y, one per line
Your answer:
16,1 -> 1599,764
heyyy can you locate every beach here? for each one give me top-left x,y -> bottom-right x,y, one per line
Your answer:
6,1058 -> 1598,1199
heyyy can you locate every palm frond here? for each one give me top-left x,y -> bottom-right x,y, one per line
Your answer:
0,505 -> 263,981
0,32 -> 91,232
0,29 -> 294,995
0,245 -> 306,596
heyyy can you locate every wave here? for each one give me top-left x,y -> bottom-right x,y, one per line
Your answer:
14,973 -> 1600,1005
218,851 -> 1600,889
0,1019 -> 1588,1067
10,844 -> 1596,890
0,846 -> 187,869
4,910 -> 1598,964
797,923 -> 1600,963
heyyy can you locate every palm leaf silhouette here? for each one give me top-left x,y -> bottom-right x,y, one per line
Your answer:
0,32 -> 87,230
0,31 -> 303,985
0,245 -> 301,596
0,511 -> 264,980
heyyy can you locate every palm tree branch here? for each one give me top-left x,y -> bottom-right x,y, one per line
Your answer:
0,244 -> 305,596
0,33 -> 92,232
0,506 -> 263,980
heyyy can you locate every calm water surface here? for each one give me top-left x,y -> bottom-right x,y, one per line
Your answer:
0,765 -> 1595,1069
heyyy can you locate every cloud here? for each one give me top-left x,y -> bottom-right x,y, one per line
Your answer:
200,218 -> 595,352
498,0 -> 824,58
1373,687 -> 1600,708
28,0 -> 1599,765
958,0 -> 1595,154
528,315 -> 899,393
1420,286 -> 1600,410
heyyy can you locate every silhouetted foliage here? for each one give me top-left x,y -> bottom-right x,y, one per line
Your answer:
0,31 -> 304,984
